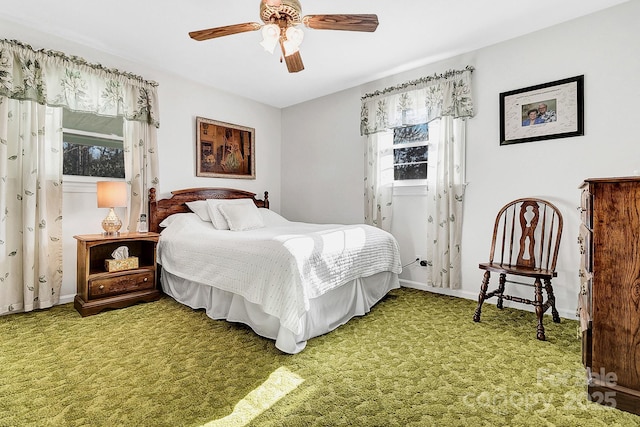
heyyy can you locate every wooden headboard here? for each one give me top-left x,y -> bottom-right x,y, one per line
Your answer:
148,187 -> 269,233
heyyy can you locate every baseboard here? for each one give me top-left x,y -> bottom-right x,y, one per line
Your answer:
59,294 -> 76,305
399,279 -> 578,320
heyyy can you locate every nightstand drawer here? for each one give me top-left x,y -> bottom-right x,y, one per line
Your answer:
89,271 -> 155,299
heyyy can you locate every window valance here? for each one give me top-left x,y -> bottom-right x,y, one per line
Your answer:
360,66 -> 474,136
0,39 -> 159,127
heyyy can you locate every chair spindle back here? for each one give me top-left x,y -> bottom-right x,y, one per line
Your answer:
489,198 -> 563,272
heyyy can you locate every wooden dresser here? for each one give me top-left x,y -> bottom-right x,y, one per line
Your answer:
579,177 -> 640,415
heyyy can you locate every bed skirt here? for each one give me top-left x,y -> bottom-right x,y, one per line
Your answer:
161,270 -> 400,354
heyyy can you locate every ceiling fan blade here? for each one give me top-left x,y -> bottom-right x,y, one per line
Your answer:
279,39 -> 304,73
302,14 -> 379,32
284,51 -> 304,73
285,52 -> 304,73
189,22 -> 262,41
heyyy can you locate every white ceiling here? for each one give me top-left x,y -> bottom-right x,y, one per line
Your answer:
0,0 -> 628,108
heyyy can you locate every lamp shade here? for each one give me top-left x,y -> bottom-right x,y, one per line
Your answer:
97,181 -> 127,208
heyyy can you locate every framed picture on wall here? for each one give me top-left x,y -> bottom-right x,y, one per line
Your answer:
500,75 -> 584,146
196,117 -> 255,179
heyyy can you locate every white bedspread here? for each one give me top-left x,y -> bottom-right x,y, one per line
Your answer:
157,213 -> 402,335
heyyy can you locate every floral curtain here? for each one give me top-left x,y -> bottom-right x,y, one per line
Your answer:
124,119 -> 159,230
0,39 -> 160,314
361,67 -> 474,288
364,131 -> 394,231
425,117 -> 466,289
0,98 -> 62,313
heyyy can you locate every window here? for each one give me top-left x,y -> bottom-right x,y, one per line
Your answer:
393,123 -> 428,182
62,109 -> 124,178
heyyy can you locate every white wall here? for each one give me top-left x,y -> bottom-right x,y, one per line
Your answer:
281,89 -> 363,224
1,18 -> 283,303
281,1 -> 640,318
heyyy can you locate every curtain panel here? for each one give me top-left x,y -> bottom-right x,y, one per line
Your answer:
0,39 -> 160,314
360,67 -> 474,289
364,131 -> 394,231
0,99 -> 63,313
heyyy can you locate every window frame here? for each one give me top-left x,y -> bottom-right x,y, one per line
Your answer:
392,123 -> 429,189
62,112 -> 125,189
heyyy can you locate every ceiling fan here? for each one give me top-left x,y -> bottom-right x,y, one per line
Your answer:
188,0 -> 379,73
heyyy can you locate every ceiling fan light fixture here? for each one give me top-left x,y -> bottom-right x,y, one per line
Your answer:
282,39 -> 299,56
264,0 -> 282,7
260,23 -> 281,53
282,27 -> 304,56
286,26 -> 304,45
283,26 -> 304,55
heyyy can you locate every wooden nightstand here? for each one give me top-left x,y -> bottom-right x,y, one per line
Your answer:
74,232 -> 161,316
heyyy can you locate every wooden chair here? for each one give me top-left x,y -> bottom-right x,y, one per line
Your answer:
472,198 -> 563,340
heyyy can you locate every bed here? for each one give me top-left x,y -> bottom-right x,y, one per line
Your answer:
149,187 -> 402,354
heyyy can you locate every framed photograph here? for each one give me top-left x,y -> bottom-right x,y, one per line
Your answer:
500,75 -> 584,146
196,117 -> 255,179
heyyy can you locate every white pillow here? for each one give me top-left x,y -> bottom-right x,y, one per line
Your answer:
218,200 -> 265,231
159,212 -> 194,228
185,200 -> 211,222
205,199 -> 234,230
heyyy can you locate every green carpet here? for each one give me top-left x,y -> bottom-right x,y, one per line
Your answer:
0,288 -> 638,426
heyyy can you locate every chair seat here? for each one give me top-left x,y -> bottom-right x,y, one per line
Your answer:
479,262 -> 557,279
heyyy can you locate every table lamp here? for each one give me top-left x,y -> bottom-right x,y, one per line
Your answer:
97,181 -> 127,235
